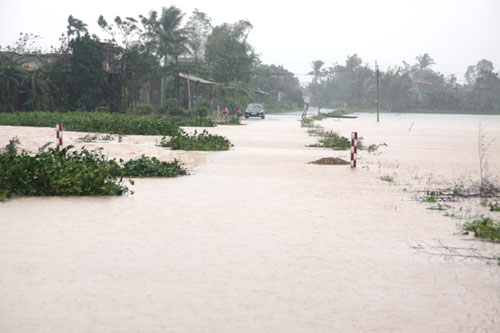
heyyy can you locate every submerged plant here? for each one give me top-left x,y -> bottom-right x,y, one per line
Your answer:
0,139 -> 188,200
463,217 -> 500,242
160,129 -> 232,151
120,155 -> 187,177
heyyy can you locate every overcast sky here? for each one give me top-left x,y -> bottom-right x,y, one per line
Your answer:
1,0 -> 499,84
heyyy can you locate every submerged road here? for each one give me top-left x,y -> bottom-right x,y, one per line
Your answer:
1,113 -> 499,332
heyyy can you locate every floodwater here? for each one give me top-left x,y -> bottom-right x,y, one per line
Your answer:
1,112 -> 499,332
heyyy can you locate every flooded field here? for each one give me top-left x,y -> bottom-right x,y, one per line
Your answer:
1,112 -> 500,332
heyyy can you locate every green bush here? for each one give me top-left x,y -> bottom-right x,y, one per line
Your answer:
165,98 -> 183,115
463,217 -> 500,242
0,138 -> 126,198
120,155 -> 187,177
319,131 -> 351,150
0,138 -> 188,200
195,101 -> 211,118
160,129 -> 232,151
135,104 -> 156,115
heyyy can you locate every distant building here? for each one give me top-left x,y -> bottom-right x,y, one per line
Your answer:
0,51 -> 60,70
409,80 -> 432,108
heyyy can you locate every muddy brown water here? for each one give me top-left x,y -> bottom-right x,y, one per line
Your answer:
1,113 -> 499,332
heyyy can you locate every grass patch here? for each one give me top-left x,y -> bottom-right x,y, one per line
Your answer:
380,175 -> 394,182
160,129 -> 232,151
463,217 -> 500,242
424,191 -> 438,203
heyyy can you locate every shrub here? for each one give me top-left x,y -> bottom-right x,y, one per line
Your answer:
0,138 -> 188,200
165,98 -> 183,115
195,101 -> 211,118
319,131 -> 351,150
0,138 -> 127,198
160,129 -> 232,151
135,104 -> 156,115
120,155 -> 187,177
463,217 -> 500,242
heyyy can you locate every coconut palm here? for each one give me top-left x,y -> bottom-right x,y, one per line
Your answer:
308,60 -> 325,84
141,6 -> 190,65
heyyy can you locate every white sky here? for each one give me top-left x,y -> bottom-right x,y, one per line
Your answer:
1,0 -> 499,84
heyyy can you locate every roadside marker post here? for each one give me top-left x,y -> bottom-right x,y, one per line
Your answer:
350,132 -> 358,168
56,123 -> 63,151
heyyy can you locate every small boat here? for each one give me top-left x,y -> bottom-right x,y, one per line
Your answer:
324,113 -> 358,119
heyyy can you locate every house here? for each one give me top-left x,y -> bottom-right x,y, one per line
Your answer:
408,80 -> 432,108
0,51 -> 60,70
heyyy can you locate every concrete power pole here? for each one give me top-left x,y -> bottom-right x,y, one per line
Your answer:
376,62 -> 380,122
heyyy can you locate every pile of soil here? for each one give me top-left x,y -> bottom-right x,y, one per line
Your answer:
309,157 -> 350,165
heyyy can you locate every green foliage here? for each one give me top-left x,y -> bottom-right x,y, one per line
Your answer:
160,129 -> 232,151
0,53 -> 29,112
224,115 -> 242,125
424,192 -> 438,203
266,100 -> 299,113
195,100 -> 211,118
0,111 -> 215,135
380,175 -> 394,182
307,54 -> 500,113
318,131 -> 352,150
205,21 -> 256,83
251,64 -> 303,107
0,140 -> 127,197
0,139 -> 188,199
68,34 -> 107,111
463,217 -> 500,242
135,104 -> 156,115
165,98 -> 183,115
120,155 -> 187,177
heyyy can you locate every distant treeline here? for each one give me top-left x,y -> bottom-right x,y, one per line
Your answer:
0,7 -> 303,114
308,54 -> 500,113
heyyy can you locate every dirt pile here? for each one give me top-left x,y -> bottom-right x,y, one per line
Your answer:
309,157 -> 350,165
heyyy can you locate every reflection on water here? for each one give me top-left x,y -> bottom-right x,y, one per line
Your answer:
0,114 -> 499,332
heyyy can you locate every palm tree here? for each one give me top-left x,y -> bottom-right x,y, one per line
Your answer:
141,6 -> 190,65
308,60 -> 324,84
415,53 -> 435,72
141,6 -> 190,107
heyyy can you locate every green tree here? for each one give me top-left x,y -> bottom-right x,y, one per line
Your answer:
205,20 -> 257,83
308,60 -> 325,84
185,9 -> 212,63
68,32 -> 107,110
0,54 -> 29,112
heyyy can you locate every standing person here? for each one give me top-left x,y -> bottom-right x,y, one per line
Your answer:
216,105 -> 221,121
223,107 -> 228,121
318,103 -> 323,116
236,104 -> 242,118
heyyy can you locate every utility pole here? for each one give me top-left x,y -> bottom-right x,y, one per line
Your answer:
376,61 -> 380,122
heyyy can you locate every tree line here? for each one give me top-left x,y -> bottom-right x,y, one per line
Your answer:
307,53 -> 500,113
0,6 -> 303,113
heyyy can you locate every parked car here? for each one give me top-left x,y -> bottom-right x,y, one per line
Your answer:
245,103 -> 265,119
